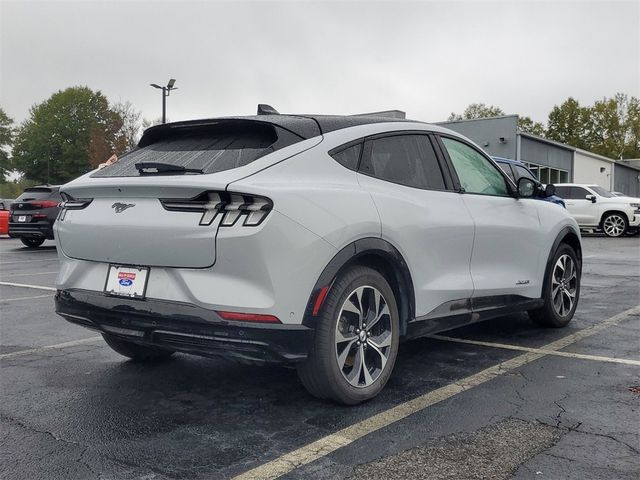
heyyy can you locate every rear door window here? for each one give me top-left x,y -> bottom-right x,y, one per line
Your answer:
514,165 -> 537,181
359,134 -> 446,190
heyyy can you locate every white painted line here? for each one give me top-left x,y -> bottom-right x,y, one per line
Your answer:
1,293 -> 53,302
0,271 -> 58,278
0,258 -> 59,265
0,336 -> 102,359
429,335 -> 640,367
232,305 -> 640,480
0,281 -> 56,291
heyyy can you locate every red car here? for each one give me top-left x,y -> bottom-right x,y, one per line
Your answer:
0,199 -> 12,235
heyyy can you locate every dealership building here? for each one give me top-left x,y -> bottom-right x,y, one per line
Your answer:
437,115 -> 640,197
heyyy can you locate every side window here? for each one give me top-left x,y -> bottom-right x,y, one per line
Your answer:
359,135 -> 445,190
441,137 -> 509,196
554,186 -> 571,198
571,187 -> 590,200
514,165 -> 537,181
498,163 -> 515,181
330,143 -> 362,171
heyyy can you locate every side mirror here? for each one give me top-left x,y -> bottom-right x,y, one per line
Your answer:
585,194 -> 596,203
517,177 -> 536,198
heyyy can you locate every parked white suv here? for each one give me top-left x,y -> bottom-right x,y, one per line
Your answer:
55,109 -> 582,404
554,183 -> 640,237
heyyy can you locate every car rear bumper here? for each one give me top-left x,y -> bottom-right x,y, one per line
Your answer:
8,221 -> 54,239
55,289 -> 313,364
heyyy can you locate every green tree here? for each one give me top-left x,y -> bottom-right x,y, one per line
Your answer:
12,86 -> 130,184
448,103 -> 505,121
588,93 -> 640,159
0,107 -> 14,183
546,97 -> 592,149
518,116 -> 546,136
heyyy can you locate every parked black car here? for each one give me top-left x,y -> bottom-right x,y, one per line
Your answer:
9,186 -> 62,247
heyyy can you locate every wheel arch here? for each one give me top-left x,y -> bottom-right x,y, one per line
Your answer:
541,226 -> 582,297
302,237 -> 415,335
599,210 -> 630,227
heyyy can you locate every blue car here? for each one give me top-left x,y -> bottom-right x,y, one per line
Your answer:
492,156 -> 566,207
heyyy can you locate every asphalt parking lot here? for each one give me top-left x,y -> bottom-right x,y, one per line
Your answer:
0,235 -> 638,480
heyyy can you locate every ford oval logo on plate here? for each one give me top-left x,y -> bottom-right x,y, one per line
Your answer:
119,278 -> 133,287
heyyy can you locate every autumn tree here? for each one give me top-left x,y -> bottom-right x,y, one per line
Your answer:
12,87 -> 142,183
0,107 -> 14,183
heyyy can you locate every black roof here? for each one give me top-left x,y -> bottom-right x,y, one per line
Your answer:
139,114 -> 420,147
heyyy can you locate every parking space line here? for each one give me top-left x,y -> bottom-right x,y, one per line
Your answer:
0,271 -> 58,278
0,259 -> 59,265
232,305 -> 640,480
0,281 -> 56,291
0,336 -> 103,360
1,293 -> 54,302
429,335 -> 640,366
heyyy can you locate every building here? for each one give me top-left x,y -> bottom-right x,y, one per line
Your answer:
437,115 -> 640,196
437,115 -> 572,184
573,148 -> 614,190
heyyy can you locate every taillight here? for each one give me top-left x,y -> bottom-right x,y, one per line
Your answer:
58,193 -> 93,221
217,311 -> 281,324
160,191 -> 273,227
31,201 -> 59,208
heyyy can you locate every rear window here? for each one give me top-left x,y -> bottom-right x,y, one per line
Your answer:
92,122 -> 301,178
15,188 -> 57,201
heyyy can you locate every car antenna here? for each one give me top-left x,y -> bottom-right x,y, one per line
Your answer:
257,104 -> 280,115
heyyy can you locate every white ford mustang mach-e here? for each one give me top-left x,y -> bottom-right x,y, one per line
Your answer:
55,107 -> 582,404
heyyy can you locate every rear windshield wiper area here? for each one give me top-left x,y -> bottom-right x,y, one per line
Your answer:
135,162 -> 204,175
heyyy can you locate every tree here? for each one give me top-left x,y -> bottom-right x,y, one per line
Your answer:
0,107 -> 14,183
545,97 -> 592,149
588,93 -> 640,159
112,101 -> 142,154
12,87 -> 129,183
448,103 -> 505,121
517,116 -> 546,136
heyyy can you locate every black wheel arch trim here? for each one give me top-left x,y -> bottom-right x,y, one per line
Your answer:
541,225 -> 582,297
302,237 -> 415,334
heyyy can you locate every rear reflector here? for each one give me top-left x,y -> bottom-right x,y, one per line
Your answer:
217,311 -> 281,324
312,286 -> 330,316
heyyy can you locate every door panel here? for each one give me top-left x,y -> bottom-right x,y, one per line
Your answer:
356,133 -> 475,317
461,195 -> 544,298
440,136 -> 544,299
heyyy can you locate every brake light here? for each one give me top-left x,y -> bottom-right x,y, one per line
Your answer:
58,193 -> 93,221
160,191 -> 273,227
217,311 -> 281,323
32,214 -> 47,219
31,201 -> 59,208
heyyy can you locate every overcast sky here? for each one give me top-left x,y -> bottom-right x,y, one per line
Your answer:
1,0 -> 638,126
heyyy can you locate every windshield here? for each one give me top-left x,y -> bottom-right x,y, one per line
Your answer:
589,185 -> 615,198
16,188 -> 54,201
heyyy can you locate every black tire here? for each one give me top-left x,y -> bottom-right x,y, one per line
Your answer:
102,334 -> 175,361
297,266 -> 400,405
601,212 -> 628,237
20,238 -> 45,248
529,243 -> 580,328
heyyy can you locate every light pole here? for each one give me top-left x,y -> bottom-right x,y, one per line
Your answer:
150,78 -> 177,123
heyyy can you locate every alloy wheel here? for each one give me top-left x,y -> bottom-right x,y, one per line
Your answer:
551,254 -> 578,317
603,214 -> 625,237
334,285 -> 393,388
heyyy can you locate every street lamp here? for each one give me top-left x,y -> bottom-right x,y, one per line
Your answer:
150,78 -> 178,123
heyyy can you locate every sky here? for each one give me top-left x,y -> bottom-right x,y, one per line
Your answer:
1,0 -> 638,126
